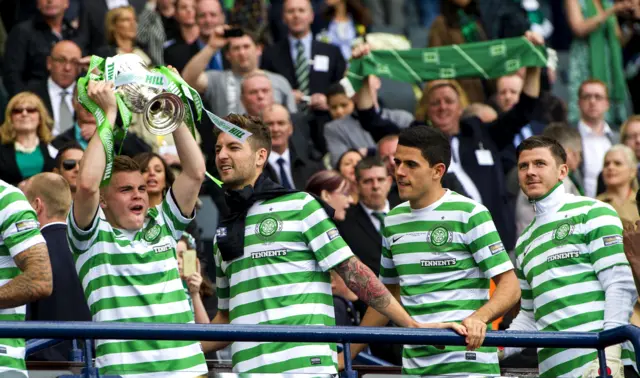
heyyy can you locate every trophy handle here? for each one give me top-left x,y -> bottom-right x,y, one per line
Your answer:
142,92 -> 185,136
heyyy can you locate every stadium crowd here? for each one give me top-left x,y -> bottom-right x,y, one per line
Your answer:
2,0 -> 640,377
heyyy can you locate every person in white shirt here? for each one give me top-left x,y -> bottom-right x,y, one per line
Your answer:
262,104 -> 323,189
27,40 -> 82,136
576,79 -> 620,198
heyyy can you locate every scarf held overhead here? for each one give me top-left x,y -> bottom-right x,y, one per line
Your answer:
346,36 -> 557,92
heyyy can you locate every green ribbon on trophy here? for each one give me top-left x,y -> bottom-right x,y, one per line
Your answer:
345,36 -> 557,93
76,54 -> 251,187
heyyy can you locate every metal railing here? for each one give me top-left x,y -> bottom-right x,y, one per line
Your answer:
5,321 -> 640,378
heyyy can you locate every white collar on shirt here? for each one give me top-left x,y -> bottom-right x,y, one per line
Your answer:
268,148 -> 291,166
47,77 -> 74,97
578,119 -> 612,137
288,32 -> 313,53
360,200 -> 390,217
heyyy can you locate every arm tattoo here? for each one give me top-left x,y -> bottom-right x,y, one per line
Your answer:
0,243 -> 53,309
334,257 -> 391,311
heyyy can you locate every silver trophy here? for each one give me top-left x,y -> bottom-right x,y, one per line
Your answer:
114,54 -> 185,135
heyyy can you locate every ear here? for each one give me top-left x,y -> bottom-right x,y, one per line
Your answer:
33,198 -> 44,217
256,44 -> 263,57
558,163 -> 569,181
320,189 -> 331,202
255,147 -> 268,168
99,195 -> 107,209
46,56 -> 53,72
432,162 -> 447,182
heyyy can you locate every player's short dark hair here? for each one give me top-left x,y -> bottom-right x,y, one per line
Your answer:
516,135 -> 567,165
326,82 -> 347,101
355,156 -> 386,181
112,155 -> 141,174
398,126 -> 451,174
54,142 -> 83,169
216,113 -> 272,154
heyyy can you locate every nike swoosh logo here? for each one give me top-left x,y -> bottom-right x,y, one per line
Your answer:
392,235 -> 404,243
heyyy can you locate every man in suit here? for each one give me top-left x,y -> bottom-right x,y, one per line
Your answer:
27,40 -> 82,136
166,0 -> 226,73
23,172 -> 91,361
262,104 -> 324,189
3,0 -> 78,96
75,0 -> 145,55
575,79 -> 620,198
260,0 -> 346,152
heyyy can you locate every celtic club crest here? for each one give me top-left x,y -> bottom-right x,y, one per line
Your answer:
554,223 -> 573,242
429,226 -> 450,246
144,224 -> 161,243
255,215 -> 283,242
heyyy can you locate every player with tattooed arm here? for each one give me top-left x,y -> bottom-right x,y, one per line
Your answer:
341,126 -> 521,377
203,114 -> 466,375
0,179 -> 52,376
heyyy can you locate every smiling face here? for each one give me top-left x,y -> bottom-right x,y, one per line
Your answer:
142,156 -> 167,196
517,147 -> 568,199
10,97 -> 41,135
426,85 -> 463,136
101,171 -> 149,231
338,151 -> 362,183
602,150 -> 636,189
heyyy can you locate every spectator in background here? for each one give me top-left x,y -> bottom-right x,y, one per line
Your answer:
428,0 -> 489,103
377,134 -> 398,177
75,0 -> 146,55
336,149 -> 363,199
133,152 -> 175,208
176,233 -> 216,324
324,80 -> 413,166
52,143 -> 83,197
261,0 -> 347,152
239,71 -> 282,117
27,40 -> 82,137
3,0 -> 77,97
154,0 -> 180,41
52,86 -> 152,157
136,0 -> 178,66
362,0 -> 405,30
227,0 -> 269,40
597,144 -> 640,224
415,79 -> 469,124
0,92 -> 57,186
23,172 -> 91,362
263,104 -> 324,189
565,0 -> 636,126
621,114 -> 640,167
575,79 -> 619,198
305,169 -> 355,221
165,0 -> 199,48
316,0 -> 371,61
183,28 -> 296,117
96,6 -> 155,66
166,0 -> 226,73
515,124 -> 584,236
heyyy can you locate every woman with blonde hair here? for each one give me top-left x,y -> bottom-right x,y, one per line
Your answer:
0,92 -> 57,185
597,144 -> 640,224
97,6 -> 154,66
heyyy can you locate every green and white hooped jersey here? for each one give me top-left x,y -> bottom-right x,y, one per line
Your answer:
515,184 -> 637,377
67,190 -> 207,377
379,190 -> 513,377
0,180 -> 46,377
214,192 -> 354,375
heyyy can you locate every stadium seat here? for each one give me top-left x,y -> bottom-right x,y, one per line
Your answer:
407,26 -> 429,48
378,77 -> 419,115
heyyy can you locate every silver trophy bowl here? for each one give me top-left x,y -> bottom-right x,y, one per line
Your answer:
114,54 -> 184,135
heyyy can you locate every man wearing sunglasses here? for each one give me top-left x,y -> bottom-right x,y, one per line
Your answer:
52,143 -> 83,197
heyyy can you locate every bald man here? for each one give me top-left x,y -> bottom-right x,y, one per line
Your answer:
23,173 -> 91,361
27,40 -> 82,136
262,104 -> 324,189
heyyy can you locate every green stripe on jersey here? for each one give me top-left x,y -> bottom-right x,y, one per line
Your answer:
380,191 -> 512,376
67,190 -> 206,377
0,180 -> 46,377
214,192 -> 352,374
515,185 -> 635,377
